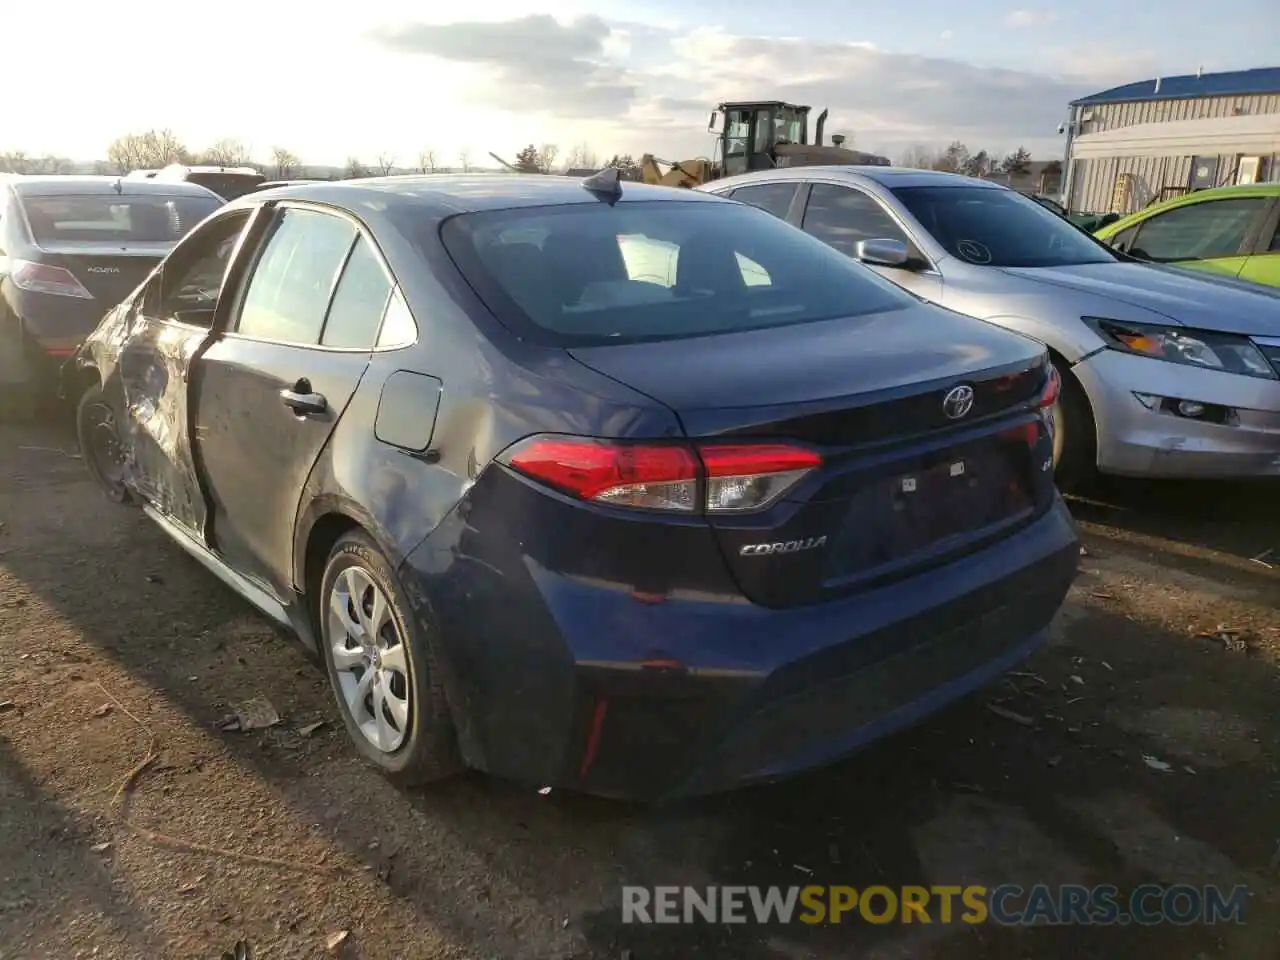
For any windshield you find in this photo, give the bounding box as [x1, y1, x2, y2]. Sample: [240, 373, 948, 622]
[892, 185, 1117, 268]
[436, 199, 916, 346]
[20, 194, 222, 245]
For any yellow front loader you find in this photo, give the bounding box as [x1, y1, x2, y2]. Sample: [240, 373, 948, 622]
[640, 100, 890, 188]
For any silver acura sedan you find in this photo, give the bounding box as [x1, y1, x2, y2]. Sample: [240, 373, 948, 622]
[699, 167, 1280, 489]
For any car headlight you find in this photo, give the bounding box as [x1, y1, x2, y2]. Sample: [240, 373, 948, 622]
[1083, 317, 1277, 380]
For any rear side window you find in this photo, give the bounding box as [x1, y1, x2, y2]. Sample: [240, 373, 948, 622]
[236, 208, 356, 345]
[728, 183, 797, 219]
[18, 194, 221, 244]
[437, 199, 913, 345]
[321, 236, 393, 349]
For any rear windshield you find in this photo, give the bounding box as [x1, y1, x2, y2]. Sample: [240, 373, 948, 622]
[182, 173, 265, 200]
[20, 194, 221, 244]
[436, 199, 915, 345]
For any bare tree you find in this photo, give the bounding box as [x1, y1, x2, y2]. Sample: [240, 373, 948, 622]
[201, 137, 251, 166]
[896, 145, 937, 169]
[417, 149, 437, 173]
[931, 141, 971, 174]
[537, 143, 560, 174]
[564, 142, 599, 171]
[35, 155, 72, 174]
[345, 157, 368, 179]
[458, 149, 471, 173]
[0, 151, 32, 173]
[271, 146, 300, 179]
[375, 153, 397, 175]
[106, 129, 190, 173]
[92, 160, 113, 175]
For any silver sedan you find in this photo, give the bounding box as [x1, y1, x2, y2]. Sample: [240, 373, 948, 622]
[699, 167, 1280, 488]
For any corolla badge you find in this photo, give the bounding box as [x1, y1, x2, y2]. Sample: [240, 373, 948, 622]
[740, 536, 828, 556]
[942, 384, 975, 419]
[86, 266, 121, 274]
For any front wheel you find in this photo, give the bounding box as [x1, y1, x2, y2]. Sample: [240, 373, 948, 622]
[76, 382, 132, 504]
[318, 530, 461, 786]
[1048, 363, 1096, 494]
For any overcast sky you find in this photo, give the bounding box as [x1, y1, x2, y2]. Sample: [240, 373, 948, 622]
[5, 0, 1276, 166]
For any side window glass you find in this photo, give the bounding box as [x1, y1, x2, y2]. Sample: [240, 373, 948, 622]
[236, 208, 356, 345]
[1108, 225, 1138, 252]
[1268, 223, 1280, 253]
[1129, 198, 1266, 262]
[729, 184, 797, 220]
[321, 236, 393, 349]
[376, 289, 417, 348]
[155, 210, 253, 328]
[801, 184, 910, 256]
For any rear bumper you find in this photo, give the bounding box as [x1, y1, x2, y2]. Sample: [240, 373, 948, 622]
[402, 496, 1080, 800]
[1074, 349, 1280, 479]
[1, 287, 100, 390]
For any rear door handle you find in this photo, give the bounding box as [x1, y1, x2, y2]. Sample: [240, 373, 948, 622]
[280, 379, 327, 416]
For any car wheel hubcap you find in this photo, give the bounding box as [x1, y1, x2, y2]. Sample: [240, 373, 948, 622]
[85, 402, 126, 485]
[326, 566, 410, 753]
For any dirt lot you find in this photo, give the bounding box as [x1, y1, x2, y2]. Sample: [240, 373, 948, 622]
[1, 418, 1277, 960]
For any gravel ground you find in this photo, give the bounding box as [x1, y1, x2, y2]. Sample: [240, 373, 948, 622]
[0, 419, 1277, 960]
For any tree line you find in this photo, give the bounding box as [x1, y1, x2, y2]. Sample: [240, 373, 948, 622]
[2, 129, 1058, 184]
[896, 142, 1061, 181]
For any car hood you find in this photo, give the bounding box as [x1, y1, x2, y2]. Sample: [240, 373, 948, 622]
[996, 262, 1280, 336]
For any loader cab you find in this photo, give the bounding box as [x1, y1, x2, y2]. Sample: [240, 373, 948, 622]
[710, 101, 811, 176]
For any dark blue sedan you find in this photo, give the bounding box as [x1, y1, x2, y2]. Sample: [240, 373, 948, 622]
[64, 172, 1079, 799]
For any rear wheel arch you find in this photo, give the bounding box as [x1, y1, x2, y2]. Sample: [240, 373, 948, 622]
[296, 498, 403, 599]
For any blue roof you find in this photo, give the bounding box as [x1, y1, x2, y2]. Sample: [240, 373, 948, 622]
[1071, 66, 1280, 106]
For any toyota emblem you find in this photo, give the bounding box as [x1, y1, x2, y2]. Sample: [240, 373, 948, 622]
[942, 384, 975, 419]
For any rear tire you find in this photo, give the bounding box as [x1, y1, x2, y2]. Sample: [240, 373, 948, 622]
[318, 530, 462, 786]
[1049, 363, 1096, 495]
[76, 382, 132, 504]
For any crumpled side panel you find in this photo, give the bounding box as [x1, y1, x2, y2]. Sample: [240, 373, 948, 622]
[93, 307, 209, 538]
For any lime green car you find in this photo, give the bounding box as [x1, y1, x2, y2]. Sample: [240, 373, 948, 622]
[1094, 184, 1280, 288]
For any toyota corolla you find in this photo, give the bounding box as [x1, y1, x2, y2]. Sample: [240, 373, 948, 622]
[64, 172, 1079, 799]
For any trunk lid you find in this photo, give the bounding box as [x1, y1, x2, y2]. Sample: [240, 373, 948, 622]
[569, 308, 1056, 607]
[34, 243, 166, 306]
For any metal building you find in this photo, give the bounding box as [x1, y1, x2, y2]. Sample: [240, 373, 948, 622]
[1062, 66, 1280, 214]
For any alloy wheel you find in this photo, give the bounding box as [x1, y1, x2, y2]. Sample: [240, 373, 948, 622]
[325, 566, 412, 753]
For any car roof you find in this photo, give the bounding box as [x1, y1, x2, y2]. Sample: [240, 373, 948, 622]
[231, 173, 729, 215]
[9, 175, 222, 200]
[707, 165, 1008, 191]
[1165, 182, 1280, 199]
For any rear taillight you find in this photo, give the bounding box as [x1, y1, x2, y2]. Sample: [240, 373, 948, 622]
[1038, 366, 1061, 409]
[501, 436, 822, 513]
[699, 444, 822, 512]
[11, 260, 94, 299]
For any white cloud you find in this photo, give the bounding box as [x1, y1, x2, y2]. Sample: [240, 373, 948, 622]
[1006, 10, 1059, 27]
[940, 29, 954, 41]
[369, 15, 1127, 159]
